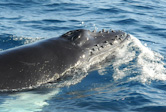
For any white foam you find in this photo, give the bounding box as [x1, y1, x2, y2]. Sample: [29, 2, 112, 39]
[131, 36, 166, 82]
[103, 35, 166, 83]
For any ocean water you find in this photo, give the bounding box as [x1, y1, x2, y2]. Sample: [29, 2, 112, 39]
[0, 0, 166, 112]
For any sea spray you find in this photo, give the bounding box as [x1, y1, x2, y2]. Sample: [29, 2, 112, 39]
[109, 35, 166, 83]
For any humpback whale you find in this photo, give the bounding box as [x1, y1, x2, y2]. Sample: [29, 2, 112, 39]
[0, 29, 130, 91]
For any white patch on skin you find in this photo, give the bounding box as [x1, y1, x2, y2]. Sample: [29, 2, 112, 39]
[82, 55, 85, 58]
[0, 89, 60, 112]
[20, 61, 36, 66]
[113, 40, 118, 44]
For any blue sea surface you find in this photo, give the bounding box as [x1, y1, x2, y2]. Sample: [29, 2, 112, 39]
[0, 0, 166, 112]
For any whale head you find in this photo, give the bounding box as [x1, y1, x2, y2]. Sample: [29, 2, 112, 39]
[61, 29, 130, 65]
[62, 29, 129, 47]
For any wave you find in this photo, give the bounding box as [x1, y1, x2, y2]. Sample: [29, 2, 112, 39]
[0, 34, 44, 50]
[98, 35, 166, 84]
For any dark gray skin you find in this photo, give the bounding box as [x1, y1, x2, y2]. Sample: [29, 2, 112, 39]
[0, 29, 130, 91]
